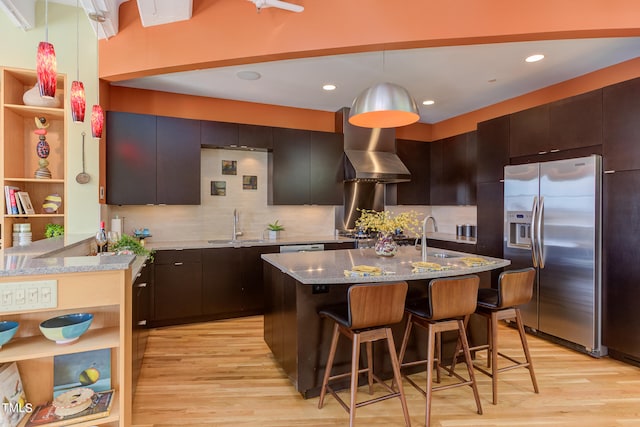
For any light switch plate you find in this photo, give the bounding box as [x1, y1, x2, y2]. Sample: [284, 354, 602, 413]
[0, 280, 57, 312]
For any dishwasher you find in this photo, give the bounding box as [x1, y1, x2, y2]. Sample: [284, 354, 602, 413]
[279, 244, 325, 253]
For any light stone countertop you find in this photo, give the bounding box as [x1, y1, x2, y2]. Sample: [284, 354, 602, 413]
[0, 235, 136, 278]
[145, 234, 356, 251]
[261, 245, 509, 285]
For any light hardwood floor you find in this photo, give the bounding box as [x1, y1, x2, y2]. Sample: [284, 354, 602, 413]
[132, 316, 640, 426]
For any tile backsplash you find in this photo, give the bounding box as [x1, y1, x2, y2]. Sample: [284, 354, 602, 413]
[108, 149, 478, 242]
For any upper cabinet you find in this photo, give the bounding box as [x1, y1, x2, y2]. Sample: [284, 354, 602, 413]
[106, 112, 201, 205]
[603, 77, 640, 172]
[477, 115, 510, 183]
[395, 139, 430, 205]
[201, 121, 273, 150]
[430, 131, 476, 205]
[239, 124, 273, 150]
[1, 67, 66, 248]
[269, 128, 343, 205]
[510, 89, 603, 159]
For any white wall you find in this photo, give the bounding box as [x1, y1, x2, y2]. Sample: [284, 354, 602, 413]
[0, 1, 101, 235]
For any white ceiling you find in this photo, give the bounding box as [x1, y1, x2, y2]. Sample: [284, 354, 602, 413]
[39, 2, 640, 124]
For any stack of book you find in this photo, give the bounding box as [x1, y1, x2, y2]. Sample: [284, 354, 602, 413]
[4, 186, 35, 215]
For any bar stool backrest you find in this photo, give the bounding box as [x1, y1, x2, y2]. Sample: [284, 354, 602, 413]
[429, 275, 480, 321]
[497, 268, 536, 308]
[348, 281, 408, 329]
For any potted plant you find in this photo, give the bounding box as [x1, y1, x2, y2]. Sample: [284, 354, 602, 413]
[45, 223, 64, 238]
[267, 220, 285, 240]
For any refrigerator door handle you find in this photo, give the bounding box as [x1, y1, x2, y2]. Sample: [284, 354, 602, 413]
[531, 196, 539, 268]
[537, 196, 545, 268]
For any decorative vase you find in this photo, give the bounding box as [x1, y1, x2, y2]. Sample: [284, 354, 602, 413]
[374, 232, 398, 257]
[268, 230, 279, 240]
[22, 83, 61, 108]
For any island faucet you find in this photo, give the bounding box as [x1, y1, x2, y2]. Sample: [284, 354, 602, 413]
[420, 215, 438, 262]
[232, 208, 243, 240]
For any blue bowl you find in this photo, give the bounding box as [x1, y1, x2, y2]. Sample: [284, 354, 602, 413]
[39, 313, 93, 344]
[0, 321, 19, 348]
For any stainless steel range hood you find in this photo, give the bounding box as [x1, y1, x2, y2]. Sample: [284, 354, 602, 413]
[336, 108, 411, 184]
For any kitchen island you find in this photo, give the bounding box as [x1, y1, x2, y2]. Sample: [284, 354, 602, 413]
[261, 246, 510, 398]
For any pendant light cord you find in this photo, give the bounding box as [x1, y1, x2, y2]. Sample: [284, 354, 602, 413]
[76, 0, 80, 81]
[44, 0, 49, 42]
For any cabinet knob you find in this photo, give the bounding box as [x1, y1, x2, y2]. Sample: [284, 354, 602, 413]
[538, 151, 548, 155]
[604, 170, 616, 174]
[137, 320, 147, 326]
[136, 273, 142, 279]
[136, 282, 147, 288]
[174, 262, 184, 266]
[549, 149, 560, 153]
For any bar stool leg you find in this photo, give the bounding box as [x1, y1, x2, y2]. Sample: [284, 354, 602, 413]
[425, 324, 436, 427]
[515, 309, 539, 394]
[318, 323, 340, 409]
[350, 333, 362, 427]
[366, 341, 374, 394]
[385, 328, 412, 427]
[490, 311, 499, 404]
[458, 319, 483, 415]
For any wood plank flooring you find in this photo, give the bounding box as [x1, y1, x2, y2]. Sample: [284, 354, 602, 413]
[132, 316, 640, 426]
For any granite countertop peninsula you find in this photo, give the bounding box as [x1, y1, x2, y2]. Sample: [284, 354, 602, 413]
[0, 235, 137, 278]
[261, 245, 508, 285]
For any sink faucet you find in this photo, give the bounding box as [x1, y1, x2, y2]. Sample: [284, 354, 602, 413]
[232, 208, 243, 240]
[419, 215, 438, 262]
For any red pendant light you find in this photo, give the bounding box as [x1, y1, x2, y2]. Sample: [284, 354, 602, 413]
[70, 0, 85, 123]
[71, 81, 86, 122]
[91, 104, 104, 138]
[36, 0, 56, 99]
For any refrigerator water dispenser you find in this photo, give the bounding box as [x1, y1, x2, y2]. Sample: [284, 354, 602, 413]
[507, 211, 532, 248]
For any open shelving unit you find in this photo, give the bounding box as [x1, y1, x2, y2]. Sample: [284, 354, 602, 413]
[1, 67, 67, 249]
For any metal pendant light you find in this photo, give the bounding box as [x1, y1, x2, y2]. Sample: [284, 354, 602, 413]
[90, 13, 104, 138]
[36, 0, 57, 98]
[70, 0, 86, 122]
[348, 82, 419, 128]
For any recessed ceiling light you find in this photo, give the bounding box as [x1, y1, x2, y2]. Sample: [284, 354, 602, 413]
[322, 84, 336, 91]
[236, 71, 261, 80]
[525, 54, 545, 63]
[422, 100, 435, 106]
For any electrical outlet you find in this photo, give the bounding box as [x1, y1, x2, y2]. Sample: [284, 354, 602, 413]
[0, 280, 57, 312]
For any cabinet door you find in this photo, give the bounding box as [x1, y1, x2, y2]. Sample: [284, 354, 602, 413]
[603, 77, 640, 171]
[549, 89, 603, 152]
[153, 250, 203, 321]
[310, 131, 343, 205]
[156, 116, 201, 205]
[241, 246, 279, 313]
[476, 181, 504, 258]
[201, 120, 239, 147]
[477, 115, 509, 184]
[429, 140, 445, 205]
[510, 104, 549, 157]
[396, 139, 430, 205]
[602, 170, 640, 357]
[270, 128, 311, 205]
[239, 124, 273, 149]
[202, 247, 243, 316]
[106, 112, 157, 205]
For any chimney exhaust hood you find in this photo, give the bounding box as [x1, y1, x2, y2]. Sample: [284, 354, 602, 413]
[336, 108, 410, 183]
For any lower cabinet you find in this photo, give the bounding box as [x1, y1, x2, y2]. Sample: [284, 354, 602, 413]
[132, 260, 152, 393]
[152, 249, 203, 325]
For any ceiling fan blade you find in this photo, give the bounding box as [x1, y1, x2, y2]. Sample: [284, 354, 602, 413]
[265, 0, 304, 12]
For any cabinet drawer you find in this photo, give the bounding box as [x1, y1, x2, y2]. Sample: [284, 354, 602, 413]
[154, 249, 202, 265]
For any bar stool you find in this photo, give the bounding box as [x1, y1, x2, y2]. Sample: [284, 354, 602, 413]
[318, 281, 411, 427]
[451, 267, 539, 405]
[397, 275, 482, 427]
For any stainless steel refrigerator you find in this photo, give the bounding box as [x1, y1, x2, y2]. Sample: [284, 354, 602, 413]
[504, 155, 605, 357]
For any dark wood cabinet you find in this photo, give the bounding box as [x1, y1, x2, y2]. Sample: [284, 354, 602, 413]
[310, 131, 344, 205]
[395, 139, 430, 205]
[152, 249, 203, 324]
[509, 104, 549, 158]
[239, 124, 273, 149]
[549, 89, 602, 152]
[477, 115, 510, 184]
[603, 77, 640, 172]
[603, 169, 640, 359]
[476, 181, 504, 259]
[156, 116, 201, 204]
[430, 131, 476, 205]
[132, 260, 152, 393]
[270, 128, 343, 205]
[106, 111, 157, 205]
[106, 112, 201, 205]
[200, 120, 238, 148]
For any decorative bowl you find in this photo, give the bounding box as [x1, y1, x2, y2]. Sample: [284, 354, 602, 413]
[39, 313, 93, 344]
[0, 321, 19, 348]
